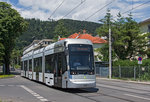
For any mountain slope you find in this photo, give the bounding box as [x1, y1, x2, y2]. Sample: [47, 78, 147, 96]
[16, 18, 102, 49]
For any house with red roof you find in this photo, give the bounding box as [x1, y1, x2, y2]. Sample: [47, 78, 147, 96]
[59, 31, 107, 61]
[60, 32, 107, 49]
[139, 18, 150, 34]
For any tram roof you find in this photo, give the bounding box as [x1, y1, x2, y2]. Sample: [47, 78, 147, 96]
[60, 39, 93, 45]
[22, 39, 93, 60]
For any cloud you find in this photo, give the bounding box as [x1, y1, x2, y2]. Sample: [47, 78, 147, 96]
[0, 0, 8, 2]
[1, 0, 149, 22]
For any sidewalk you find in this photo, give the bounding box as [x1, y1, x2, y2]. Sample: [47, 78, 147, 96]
[96, 77, 150, 85]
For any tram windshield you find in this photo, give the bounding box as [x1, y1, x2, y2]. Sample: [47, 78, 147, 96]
[68, 44, 94, 74]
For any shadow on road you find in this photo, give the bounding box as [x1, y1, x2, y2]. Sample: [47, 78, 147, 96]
[52, 87, 99, 93]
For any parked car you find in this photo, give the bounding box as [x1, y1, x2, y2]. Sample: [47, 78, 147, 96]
[10, 67, 15, 71]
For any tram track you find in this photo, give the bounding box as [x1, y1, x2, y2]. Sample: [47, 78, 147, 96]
[63, 88, 135, 102]
[96, 83, 150, 97]
[96, 81, 150, 93]
[80, 88, 135, 102]
[69, 80, 150, 102]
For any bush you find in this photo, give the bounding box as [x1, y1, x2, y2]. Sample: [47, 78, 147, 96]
[15, 64, 21, 69]
[113, 59, 150, 67]
[140, 73, 150, 81]
[113, 60, 138, 66]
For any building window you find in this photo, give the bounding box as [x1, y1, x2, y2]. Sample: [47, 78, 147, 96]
[148, 24, 150, 32]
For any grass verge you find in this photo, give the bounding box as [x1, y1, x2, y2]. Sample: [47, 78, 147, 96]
[0, 74, 15, 79]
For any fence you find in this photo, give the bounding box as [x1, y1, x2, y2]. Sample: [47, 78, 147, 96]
[95, 61, 109, 77]
[95, 65, 150, 80]
[96, 67, 109, 77]
[112, 66, 150, 80]
[0, 66, 2, 73]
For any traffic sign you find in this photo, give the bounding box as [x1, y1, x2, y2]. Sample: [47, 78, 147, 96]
[138, 57, 142, 61]
[138, 61, 142, 64]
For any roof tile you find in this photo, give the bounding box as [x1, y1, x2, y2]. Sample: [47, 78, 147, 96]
[60, 33, 107, 44]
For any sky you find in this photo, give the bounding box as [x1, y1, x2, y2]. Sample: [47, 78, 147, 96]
[0, 0, 150, 23]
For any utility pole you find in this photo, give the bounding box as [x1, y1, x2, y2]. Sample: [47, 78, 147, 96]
[109, 27, 112, 79]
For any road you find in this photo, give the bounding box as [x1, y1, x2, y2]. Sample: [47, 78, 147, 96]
[0, 75, 150, 102]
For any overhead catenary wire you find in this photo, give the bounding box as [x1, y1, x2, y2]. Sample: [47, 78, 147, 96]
[122, 0, 150, 15]
[61, 0, 86, 19]
[84, 0, 150, 21]
[84, 0, 116, 21]
[48, 0, 66, 20]
[113, 0, 150, 19]
[131, 0, 133, 14]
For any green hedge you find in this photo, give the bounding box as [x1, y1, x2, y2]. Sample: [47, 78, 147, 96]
[113, 59, 150, 67]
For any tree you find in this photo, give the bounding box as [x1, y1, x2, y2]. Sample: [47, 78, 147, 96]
[0, 2, 28, 74]
[11, 48, 22, 68]
[0, 42, 4, 64]
[145, 32, 150, 58]
[96, 10, 147, 60]
[96, 9, 116, 61]
[54, 20, 70, 41]
[96, 9, 113, 38]
[115, 13, 147, 59]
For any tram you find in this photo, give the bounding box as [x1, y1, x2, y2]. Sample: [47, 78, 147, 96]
[21, 39, 96, 88]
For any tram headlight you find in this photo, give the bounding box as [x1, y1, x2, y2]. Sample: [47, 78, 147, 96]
[90, 71, 94, 75]
[71, 71, 77, 75]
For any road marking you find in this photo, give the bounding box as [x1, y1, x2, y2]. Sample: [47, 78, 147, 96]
[40, 99, 48, 102]
[37, 96, 44, 99]
[124, 94, 150, 101]
[20, 85, 49, 102]
[31, 92, 38, 95]
[33, 94, 40, 97]
[0, 85, 5, 86]
[8, 85, 15, 86]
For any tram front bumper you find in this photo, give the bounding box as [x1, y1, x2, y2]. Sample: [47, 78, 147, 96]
[67, 79, 96, 88]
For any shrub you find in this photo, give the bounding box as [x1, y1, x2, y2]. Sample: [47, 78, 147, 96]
[140, 73, 150, 81]
[113, 59, 150, 67]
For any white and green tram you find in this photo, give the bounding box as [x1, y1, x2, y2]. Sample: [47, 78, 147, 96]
[21, 39, 96, 88]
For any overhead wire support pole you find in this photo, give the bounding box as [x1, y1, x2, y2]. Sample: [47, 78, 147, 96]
[61, 0, 86, 19]
[48, 0, 66, 20]
[109, 24, 112, 79]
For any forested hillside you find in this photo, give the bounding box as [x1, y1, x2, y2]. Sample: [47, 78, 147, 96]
[16, 19, 101, 49]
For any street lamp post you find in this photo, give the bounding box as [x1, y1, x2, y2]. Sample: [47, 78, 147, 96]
[109, 27, 112, 79]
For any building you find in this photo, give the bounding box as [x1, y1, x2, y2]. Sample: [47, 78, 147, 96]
[138, 18, 150, 59]
[60, 31, 107, 61]
[23, 39, 54, 55]
[139, 18, 150, 34]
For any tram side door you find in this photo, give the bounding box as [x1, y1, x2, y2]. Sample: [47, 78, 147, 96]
[54, 53, 62, 87]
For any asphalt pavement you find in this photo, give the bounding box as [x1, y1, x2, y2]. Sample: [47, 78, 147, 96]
[0, 73, 150, 102]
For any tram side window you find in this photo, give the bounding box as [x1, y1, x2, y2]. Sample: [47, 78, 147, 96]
[34, 57, 42, 72]
[62, 53, 67, 74]
[39, 57, 42, 72]
[24, 61, 27, 71]
[21, 62, 23, 70]
[57, 53, 62, 76]
[34, 58, 38, 72]
[29, 59, 32, 71]
[57, 53, 67, 75]
[45, 54, 54, 73]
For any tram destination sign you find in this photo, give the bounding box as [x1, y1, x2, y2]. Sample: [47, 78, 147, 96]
[70, 46, 91, 52]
